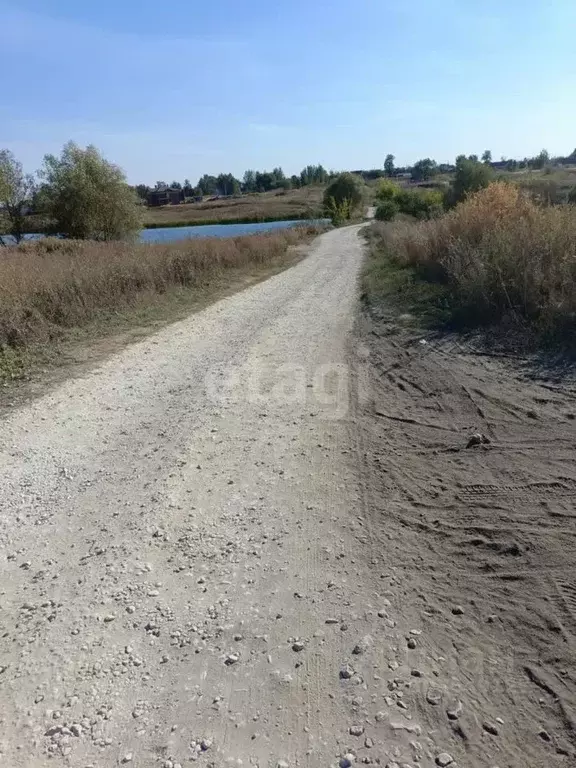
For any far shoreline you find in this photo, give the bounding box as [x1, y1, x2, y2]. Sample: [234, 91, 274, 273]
[143, 212, 321, 229]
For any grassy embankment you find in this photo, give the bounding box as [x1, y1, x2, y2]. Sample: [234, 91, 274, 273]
[0, 226, 321, 385]
[364, 182, 576, 344]
[142, 186, 326, 228]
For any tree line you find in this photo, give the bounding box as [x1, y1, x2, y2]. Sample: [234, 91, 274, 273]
[134, 164, 331, 202]
[358, 148, 576, 183]
[374, 150, 576, 223]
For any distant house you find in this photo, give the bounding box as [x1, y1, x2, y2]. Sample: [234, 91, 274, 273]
[147, 188, 184, 207]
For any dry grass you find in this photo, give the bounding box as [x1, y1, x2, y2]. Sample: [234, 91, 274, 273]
[367, 182, 576, 335]
[143, 186, 325, 227]
[0, 227, 318, 357]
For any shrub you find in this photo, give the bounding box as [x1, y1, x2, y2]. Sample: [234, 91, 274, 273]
[375, 200, 399, 221]
[568, 185, 576, 204]
[324, 197, 353, 225]
[323, 173, 363, 222]
[446, 156, 494, 207]
[376, 180, 401, 202]
[396, 188, 444, 220]
[376, 181, 442, 220]
[369, 182, 576, 334]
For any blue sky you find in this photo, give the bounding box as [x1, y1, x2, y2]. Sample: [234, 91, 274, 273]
[1, 0, 575, 184]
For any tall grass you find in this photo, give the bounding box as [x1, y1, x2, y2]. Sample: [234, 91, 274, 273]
[369, 182, 576, 334]
[0, 227, 317, 351]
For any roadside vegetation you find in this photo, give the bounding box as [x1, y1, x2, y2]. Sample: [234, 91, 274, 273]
[323, 173, 365, 224]
[0, 226, 320, 383]
[365, 181, 576, 342]
[374, 180, 444, 222]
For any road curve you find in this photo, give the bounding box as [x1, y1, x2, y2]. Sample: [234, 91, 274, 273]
[0, 226, 383, 767]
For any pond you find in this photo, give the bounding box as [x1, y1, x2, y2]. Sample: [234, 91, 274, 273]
[139, 219, 324, 243]
[1, 219, 327, 246]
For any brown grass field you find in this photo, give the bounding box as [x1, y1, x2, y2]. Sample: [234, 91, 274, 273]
[0, 226, 321, 382]
[365, 182, 576, 337]
[142, 186, 325, 227]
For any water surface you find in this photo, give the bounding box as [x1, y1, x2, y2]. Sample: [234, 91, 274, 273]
[1, 219, 325, 246]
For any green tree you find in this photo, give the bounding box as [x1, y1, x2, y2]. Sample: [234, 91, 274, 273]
[290, 174, 301, 189]
[481, 149, 492, 164]
[384, 154, 395, 177]
[255, 171, 274, 192]
[447, 156, 494, 206]
[243, 170, 257, 193]
[300, 164, 328, 186]
[216, 173, 240, 196]
[271, 167, 286, 187]
[37, 142, 141, 241]
[134, 184, 149, 201]
[183, 179, 194, 197]
[0, 149, 36, 244]
[198, 175, 218, 195]
[531, 149, 550, 170]
[323, 173, 362, 222]
[411, 158, 438, 182]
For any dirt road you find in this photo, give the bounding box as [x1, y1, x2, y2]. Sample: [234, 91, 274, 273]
[0, 226, 381, 768]
[1, 225, 575, 768]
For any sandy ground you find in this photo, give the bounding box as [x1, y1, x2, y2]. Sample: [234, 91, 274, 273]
[1, 226, 575, 768]
[356, 312, 576, 767]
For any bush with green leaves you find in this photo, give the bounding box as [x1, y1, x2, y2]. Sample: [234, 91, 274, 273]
[323, 173, 363, 223]
[376, 179, 401, 202]
[397, 188, 444, 220]
[324, 197, 354, 225]
[375, 199, 399, 221]
[446, 156, 494, 207]
[37, 142, 142, 240]
[376, 180, 442, 221]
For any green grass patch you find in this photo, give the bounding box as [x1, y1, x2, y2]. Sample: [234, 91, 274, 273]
[362, 232, 451, 328]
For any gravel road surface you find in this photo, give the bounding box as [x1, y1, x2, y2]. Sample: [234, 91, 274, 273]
[5, 224, 569, 768]
[0, 227, 390, 768]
